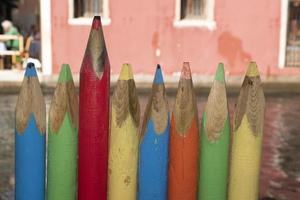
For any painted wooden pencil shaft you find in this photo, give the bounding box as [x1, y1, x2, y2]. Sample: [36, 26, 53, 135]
[138, 65, 170, 200]
[228, 62, 265, 200]
[78, 16, 110, 200]
[108, 64, 140, 200]
[199, 64, 230, 200]
[168, 62, 199, 200]
[15, 63, 46, 200]
[47, 64, 78, 200]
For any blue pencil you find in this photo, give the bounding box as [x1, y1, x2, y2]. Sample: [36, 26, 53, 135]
[15, 63, 46, 200]
[138, 65, 170, 200]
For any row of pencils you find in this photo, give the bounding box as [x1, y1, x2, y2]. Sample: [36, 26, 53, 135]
[15, 16, 265, 200]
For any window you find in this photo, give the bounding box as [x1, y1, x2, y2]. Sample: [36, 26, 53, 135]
[174, 0, 215, 29]
[180, 0, 205, 19]
[69, 0, 110, 25]
[74, 0, 103, 18]
[286, 0, 300, 66]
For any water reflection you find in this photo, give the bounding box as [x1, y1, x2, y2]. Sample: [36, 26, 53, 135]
[0, 93, 299, 199]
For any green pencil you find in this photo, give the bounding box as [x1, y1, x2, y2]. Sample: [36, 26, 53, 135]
[47, 64, 79, 200]
[198, 63, 230, 200]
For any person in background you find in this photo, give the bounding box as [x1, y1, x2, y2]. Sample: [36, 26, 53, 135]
[1, 20, 19, 50]
[27, 24, 41, 59]
[22, 24, 42, 70]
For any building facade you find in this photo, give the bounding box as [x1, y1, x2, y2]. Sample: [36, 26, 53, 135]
[43, 0, 300, 76]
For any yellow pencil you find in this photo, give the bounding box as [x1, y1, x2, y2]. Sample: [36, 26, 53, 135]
[228, 62, 265, 200]
[108, 63, 140, 200]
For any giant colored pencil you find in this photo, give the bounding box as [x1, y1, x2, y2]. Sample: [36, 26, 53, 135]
[15, 63, 46, 200]
[198, 63, 230, 200]
[108, 64, 140, 200]
[228, 62, 265, 200]
[47, 64, 78, 200]
[78, 16, 110, 199]
[168, 62, 199, 200]
[138, 65, 170, 200]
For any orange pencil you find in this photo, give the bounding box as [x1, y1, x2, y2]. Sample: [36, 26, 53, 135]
[168, 62, 199, 200]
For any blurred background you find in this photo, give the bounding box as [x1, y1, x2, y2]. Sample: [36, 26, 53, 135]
[0, 0, 300, 199]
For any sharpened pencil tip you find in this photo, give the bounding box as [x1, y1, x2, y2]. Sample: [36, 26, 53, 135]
[25, 62, 37, 77]
[58, 64, 73, 83]
[119, 63, 134, 80]
[246, 61, 260, 77]
[180, 62, 192, 80]
[92, 16, 101, 30]
[83, 15, 108, 78]
[154, 64, 164, 84]
[215, 63, 225, 83]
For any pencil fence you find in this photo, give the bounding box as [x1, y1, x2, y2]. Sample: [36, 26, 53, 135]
[15, 16, 265, 200]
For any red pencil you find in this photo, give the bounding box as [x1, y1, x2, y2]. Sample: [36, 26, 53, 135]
[78, 16, 110, 200]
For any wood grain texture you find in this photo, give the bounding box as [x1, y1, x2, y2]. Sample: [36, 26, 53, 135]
[108, 64, 140, 200]
[49, 65, 78, 134]
[168, 62, 199, 200]
[47, 64, 78, 200]
[140, 84, 169, 136]
[228, 62, 265, 200]
[78, 16, 110, 200]
[112, 80, 140, 128]
[15, 63, 46, 200]
[138, 66, 170, 200]
[84, 16, 107, 78]
[199, 64, 230, 200]
[204, 74, 228, 141]
[234, 76, 265, 136]
[15, 69, 45, 134]
[173, 78, 195, 136]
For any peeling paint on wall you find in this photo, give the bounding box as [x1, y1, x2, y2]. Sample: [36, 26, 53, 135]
[218, 31, 252, 72]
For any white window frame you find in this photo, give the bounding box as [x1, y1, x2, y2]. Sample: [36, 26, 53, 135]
[68, 0, 111, 26]
[0, 0, 53, 75]
[40, 0, 52, 75]
[279, 0, 289, 68]
[173, 0, 216, 30]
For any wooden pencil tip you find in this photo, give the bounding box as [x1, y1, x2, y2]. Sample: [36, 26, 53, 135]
[92, 16, 101, 30]
[246, 61, 260, 77]
[25, 62, 37, 77]
[180, 62, 192, 80]
[215, 63, 225, 83]
[82, 15, 108, 77]
[154, 64, 164, 84]
[58, 64, 73, 83]
[119, 63, 134, 80]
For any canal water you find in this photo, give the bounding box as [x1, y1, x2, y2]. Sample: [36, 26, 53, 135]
[0, 92, 299, 200]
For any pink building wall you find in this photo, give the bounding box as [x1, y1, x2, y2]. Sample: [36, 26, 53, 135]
[51, 0, 298, 76]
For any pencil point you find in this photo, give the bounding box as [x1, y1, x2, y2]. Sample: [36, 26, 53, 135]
[92, 16, 101, 30]
[119, 63, 134, 80]
[215, 63, 225, 83]
[154, 64, 164, 84]
[58, 64, 73, 83]
[246, 62, 260, 77]
[180, 62, 192, 80]
[82, 15, 108, 78]
[25, 62, 37, 77]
